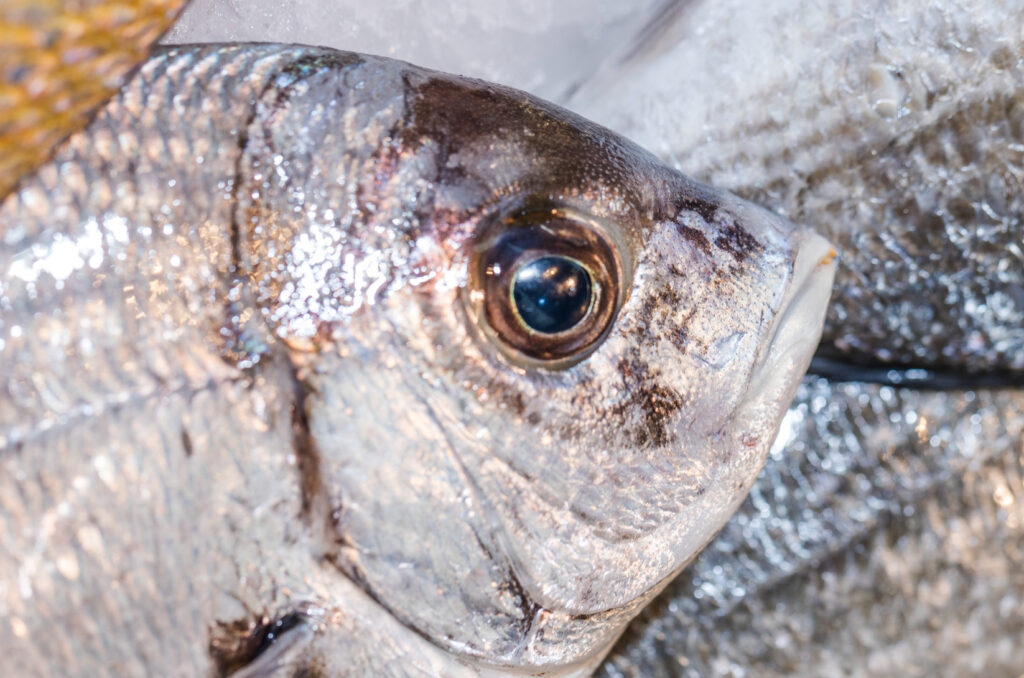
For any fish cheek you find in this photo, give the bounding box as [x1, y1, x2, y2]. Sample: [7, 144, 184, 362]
[624, 220, 760, 436]
[290, 341, 548, 661]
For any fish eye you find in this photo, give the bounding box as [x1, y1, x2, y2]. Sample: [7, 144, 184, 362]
[470, 208, 623, 366]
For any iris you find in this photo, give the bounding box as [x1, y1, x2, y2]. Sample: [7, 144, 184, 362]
[512, 256, 592, 334]
[475, 210, 621, 363]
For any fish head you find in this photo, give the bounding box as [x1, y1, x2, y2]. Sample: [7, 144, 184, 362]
[240, 55, 835, 669]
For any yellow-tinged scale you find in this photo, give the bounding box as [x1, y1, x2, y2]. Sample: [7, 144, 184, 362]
[0, 0, 189, 198]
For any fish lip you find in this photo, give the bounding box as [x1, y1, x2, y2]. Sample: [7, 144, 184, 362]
[744, 228, 837, 406]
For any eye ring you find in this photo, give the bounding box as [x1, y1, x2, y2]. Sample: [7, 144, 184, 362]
[469, 207, 623, 367]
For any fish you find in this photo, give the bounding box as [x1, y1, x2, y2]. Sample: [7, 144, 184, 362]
[0, 0, 189, 199]
[0, 44, 835, 676]
[566, 0, 1024, 674]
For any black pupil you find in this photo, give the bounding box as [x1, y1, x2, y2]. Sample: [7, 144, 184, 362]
[512, 256, 592, 334]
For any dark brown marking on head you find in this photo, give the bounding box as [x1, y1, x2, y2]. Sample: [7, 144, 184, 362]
[668, 263, 689, 278]
[613, 354, 685, 448]
[660, 285, 682, 313]
[401, 76, 523, 151]
[397, 70, 665, 220]
[292, 658, 327, 678]
[714, 220, 763, 263]
[665, 301, 701, 350]
[633, 381, 685, 447]
[501, 389, 527, 416]
[675, 196, 718, 223]
[630, 280, 685, 339]
[637, 294, 660, 330]
[677, 224, 712, 255]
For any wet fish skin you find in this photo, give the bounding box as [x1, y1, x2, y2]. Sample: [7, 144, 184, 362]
[0, 44, 833, 676]
[1, 45, 312, 677]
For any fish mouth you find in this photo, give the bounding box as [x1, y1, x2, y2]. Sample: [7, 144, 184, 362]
[743, 228, 837, 411]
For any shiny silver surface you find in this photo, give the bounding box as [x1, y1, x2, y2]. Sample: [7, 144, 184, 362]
[0, 44, 832, 676]
[603, 379, 1024, 676]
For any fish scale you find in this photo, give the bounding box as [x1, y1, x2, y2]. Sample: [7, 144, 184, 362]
[0, 45, 352, 676]
[0, 45, 285, 448]
[567, 4, 1024, 671]
[0, 369, 306, 676]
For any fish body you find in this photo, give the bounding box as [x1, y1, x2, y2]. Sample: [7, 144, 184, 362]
[0, 45, 833, 676]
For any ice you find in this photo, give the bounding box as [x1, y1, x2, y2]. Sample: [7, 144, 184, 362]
[164, 0, 670, 101]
